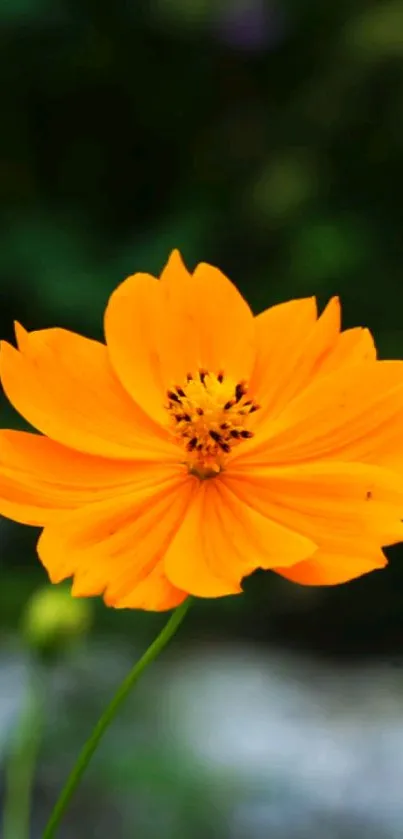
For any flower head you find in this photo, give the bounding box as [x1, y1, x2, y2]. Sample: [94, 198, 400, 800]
[1, 250, 403, 610]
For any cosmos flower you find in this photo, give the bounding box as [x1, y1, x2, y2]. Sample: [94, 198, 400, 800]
[1, 251, 403, 611]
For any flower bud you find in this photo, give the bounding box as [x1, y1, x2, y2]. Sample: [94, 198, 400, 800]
[22, 585, 93, 656]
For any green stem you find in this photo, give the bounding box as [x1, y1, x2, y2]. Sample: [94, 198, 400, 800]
[42, 596, 193, 839]
[3, 668, 44, 839]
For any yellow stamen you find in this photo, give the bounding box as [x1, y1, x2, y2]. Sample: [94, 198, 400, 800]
[166, 370, 260, 478]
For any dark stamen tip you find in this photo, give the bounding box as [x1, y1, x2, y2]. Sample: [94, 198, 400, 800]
[196, 407, 204, 416]
[187, 437, 198, 451]
[174, 413, 190, 423]
[240, 430, 254, 439]
[176, 386, 186, 398]
[224, 400, 235, 411]
[199, 369, 207, 384]
[209, 430, 222, 443]
[235, 382, 247, 403]
[217, 371, 224, 383]
[167, 390, 181, 403]
[220, 442, 231, 453]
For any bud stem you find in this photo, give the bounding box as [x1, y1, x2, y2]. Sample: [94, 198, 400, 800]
[41, 596, 193, 838]
[3, 667, 44, 839]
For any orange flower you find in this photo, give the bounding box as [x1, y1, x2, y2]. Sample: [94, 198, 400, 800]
[1, 250, 403, 611]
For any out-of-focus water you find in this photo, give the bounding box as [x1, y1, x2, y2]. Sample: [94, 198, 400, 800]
[1, 639, 403, 838]
[162, 647, 403, 838]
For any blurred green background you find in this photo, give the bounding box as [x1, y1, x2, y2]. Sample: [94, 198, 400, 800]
[2, 1, 403, 837]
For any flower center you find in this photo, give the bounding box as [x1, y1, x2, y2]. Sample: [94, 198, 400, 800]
[166, 370, 260, 479]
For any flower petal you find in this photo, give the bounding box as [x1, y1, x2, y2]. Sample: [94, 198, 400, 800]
[316, 327, 376, 375]
[163, 479, 317, 598]
[225, 461, 403, 557]
[0, 326, 175, 459]
[37, 473, 193, 612]
[0, 429, 177, 526]
[0, 473, 60, 526]
[104, 272, 168, 425]
[107, 566, 187, 611]
[105, 251, 256, 424]
[275, 548, 387, 586]
[241, 361, 403, 467]
[160, 251, 256, 386]
[250, 296, 317, 398]
[250, 296, 340, 422]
